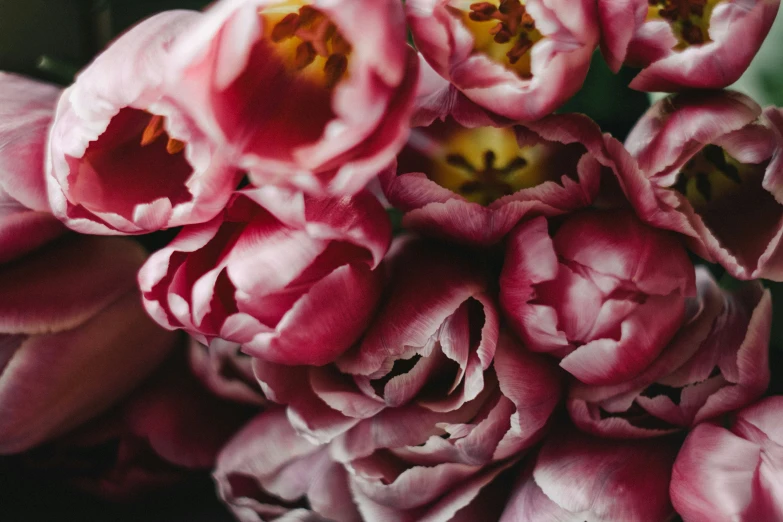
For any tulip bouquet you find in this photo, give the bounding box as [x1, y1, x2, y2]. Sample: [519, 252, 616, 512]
[3, 0, 783, 520]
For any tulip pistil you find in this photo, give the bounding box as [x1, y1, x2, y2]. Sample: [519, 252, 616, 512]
[140, 114, 185, 155]
[261, 2, 352, 89]
[455, 0, 543, 79]
[672, 144, 750, 208]
[647, 0, 722, 48]
[416, 127, 560, 206]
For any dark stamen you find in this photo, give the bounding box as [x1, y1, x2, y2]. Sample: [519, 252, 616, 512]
[500, 156, 528, 173]
[446, 154, 477, 173]
[294, 42, 316, 70]
[468, 0, 538, 65]
[695, 172, 712, 201]
[323, 54, 348, 89]
[271, 13, 299, 42]
[269, 5, 352, 87]
[484, 150, 497, 170]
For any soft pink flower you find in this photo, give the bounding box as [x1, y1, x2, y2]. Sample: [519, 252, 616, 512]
[253, 239, 562, 520]
[139, 186, 390, 366]
[47, 11, 240, 235]
[215, 409, 360, 522]
[501, 428, 679, 521]
[671, 396, 783, 521]
[598, 0, 780, 91]
[568, 267, 771, 438]
[384, 113, 617, 246]
[406, 0, 598, 123]
[20, 347, 253, 501]
[621, 91, 783, 281]
[0, 73, 66, 262]
[166, 0, 418, 196]
[0, 236, 178, 454]
[500, 210, 695, 386]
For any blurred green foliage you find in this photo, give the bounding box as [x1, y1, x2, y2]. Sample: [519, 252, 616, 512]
[559, 52, 650, 141]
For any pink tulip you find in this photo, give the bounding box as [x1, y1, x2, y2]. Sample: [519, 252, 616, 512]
[139, 186, 390, 366]
[0, 236, 178, 454]
[501, 428, 679, 521]
[406, 0, 598, 123]
[500, 210, 695, 386]
[165, 0, 418, 196]
[598, 0, 780, 91]
[19, 347, 253, 501]
[253, 239, 562, 520]
[622, 91, 783, 281]
[215, 409, 360, 522]
[0, 73, 66, 262]
[671, 396, 783, 521]
[384, 113, 618, 245]
[569, 267, 771, 438]
[46, 11, 240, 235]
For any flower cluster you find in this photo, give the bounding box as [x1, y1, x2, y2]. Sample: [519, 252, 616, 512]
[1, 0, 783, 520]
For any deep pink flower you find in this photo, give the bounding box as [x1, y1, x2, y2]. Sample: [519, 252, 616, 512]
[139, 186, 390, 366]
[384, 113, 617, 246]
[20, 348, 253, 501]
[47, 11, 240, 235]
[166, 0, 418, 196]
[598, 0, 780, 91]
[569, 267, 771, 438]
[0, 73, 66, 262]
[215, 409, 360, 522]
[500, 210, 695, 386]
[671, 396, 783, 521]
[253, 239, 562, 520]
[406, 0, 598, 123]
[622, 91, 783, 280]
[0, 236, 178, 454]
[501, 428, 679, 521]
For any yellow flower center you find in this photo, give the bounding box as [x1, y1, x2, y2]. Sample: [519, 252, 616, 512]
[423, 126, 561, 206]
[646, 0, 723, 49]
[452, 0, 543, 79]
[672, 145, 756, 210]
[259, 1, 352, 89]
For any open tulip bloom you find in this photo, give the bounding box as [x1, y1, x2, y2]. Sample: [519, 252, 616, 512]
[4, 0, 783, 519]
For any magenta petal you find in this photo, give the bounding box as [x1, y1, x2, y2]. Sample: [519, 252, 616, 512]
[553, 210, 695, 296]
[533, 429, 678, 521]
[625, 91, 761, 179]
[338, 239, 486, 375]
[492, 332, 562, 458]
[244, 263, 383, 366]
[670, 422, 762, 521]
